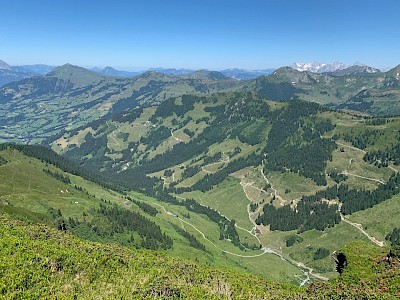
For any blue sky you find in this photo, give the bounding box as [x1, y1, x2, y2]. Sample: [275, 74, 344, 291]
[1, 0, 399, 70]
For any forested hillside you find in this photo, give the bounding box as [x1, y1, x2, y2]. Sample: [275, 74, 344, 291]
[248, 65, 400, 116]
[0, 145, 306, 282]
[0, 64, 241, 144]
[45, 90, 400, 280]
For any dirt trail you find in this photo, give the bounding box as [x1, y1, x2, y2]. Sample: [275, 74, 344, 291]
[340, 213, 385, 247]
[201, 152, 230, 174]
[336, 140, 398, 184]
[336, 142, 366, 154]
[239, 172, 328, 283]
[341, 170, 385, 184]
[335, 141, 391, 247]
[260, 163, 286, 205]
[151, 201, 271, 258]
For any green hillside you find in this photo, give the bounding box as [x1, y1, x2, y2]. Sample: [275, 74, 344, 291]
[1, 63, 399, 146]
[248, 66, 400, 116]
[46, 91, 400, 279]
[2, 214, 400, 299]
[47, 64, 106, 87]
[0, 145, 307, 283]
[0, 65, 241, 144]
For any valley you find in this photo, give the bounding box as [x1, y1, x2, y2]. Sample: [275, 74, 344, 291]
[1, 61, 400, 298]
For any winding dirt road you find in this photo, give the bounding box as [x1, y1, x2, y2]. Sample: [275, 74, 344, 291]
[340, 213, 385, 247]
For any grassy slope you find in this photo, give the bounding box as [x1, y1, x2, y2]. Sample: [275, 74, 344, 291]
[346, 194, 400, 241]
[2, 215, 400, 299]
[0, 215, 305, 299]
[0, 148, 303, 283]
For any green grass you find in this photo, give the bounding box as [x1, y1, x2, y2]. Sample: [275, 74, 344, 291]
[259, 221, 372, 276]
[267, 171, 324, 204]
[180, 177, 254, 230]
[327, 142, 392, 189]
[0, 149, 97, 218]
[0, 148, 306, 282]
[346, 193, 400, 242]
[128, 191, 304, 281]
[0, 214, 307, 299]
[2, 215, 400, 298]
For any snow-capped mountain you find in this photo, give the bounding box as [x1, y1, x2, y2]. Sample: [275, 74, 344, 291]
[291, 61, 347, 73]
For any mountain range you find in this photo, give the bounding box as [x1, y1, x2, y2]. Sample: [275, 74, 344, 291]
[291, 61, 382, 75]
[0, 57, 390, 88]
[0, 59, 275, 86]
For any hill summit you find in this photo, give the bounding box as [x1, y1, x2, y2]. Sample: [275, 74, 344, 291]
[182, 69, 231, 81]
[47, 63, 105, 87]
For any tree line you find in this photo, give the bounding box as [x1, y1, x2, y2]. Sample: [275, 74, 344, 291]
[263, 100, 335, 185]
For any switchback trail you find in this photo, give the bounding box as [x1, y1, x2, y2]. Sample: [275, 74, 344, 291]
[336, 141, 398, 177]
[260, 163, 286, 206]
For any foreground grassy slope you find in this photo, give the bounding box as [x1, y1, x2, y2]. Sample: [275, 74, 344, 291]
[2, 215, 400, 299]
[0, 215, 304, 299]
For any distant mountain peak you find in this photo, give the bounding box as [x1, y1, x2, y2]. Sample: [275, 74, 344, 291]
[291, 61, 347, 73]
[0, 59, 11, 70]
[331, 65, 381, 76]
[102, 66, 118, 75]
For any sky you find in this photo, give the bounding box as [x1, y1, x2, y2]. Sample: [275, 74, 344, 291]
[1, 0, 399, 70]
